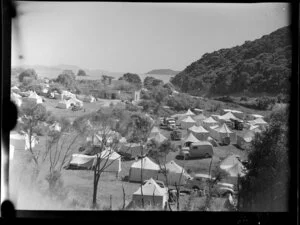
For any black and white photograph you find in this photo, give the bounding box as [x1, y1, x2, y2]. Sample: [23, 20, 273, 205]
[3, 2, 293, 213]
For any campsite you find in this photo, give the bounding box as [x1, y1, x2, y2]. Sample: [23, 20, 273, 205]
[7, 2, 290, 213]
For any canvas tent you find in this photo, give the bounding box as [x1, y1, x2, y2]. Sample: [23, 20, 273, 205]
[98, 149, 121, 174]
[236, 131, 255, 150]
[220, 154, 246, 178]
[185, 109, 195, 116]
[68, 154, 96, 169]
[11, 92, 22, 107]
[132, 178, 168, 209]
[61, 90, 76, 100]
[193, 113, 207, 126]
[248, 117, 268, 130]
[188, 125, 209, 141]
[149, 126, 161, 139]
[202, 117, 218, 129]
[57, 100, 71, 109]
[129, 157, 160, 182]
[218, 112, 239, 122]
[68, 98, 83, 107]
[49, 122, 61, 132]
[148, 132, 167, 144]
[180, 116, 196, 129]
[249, 124, 262, 133]
[182, 132, 200, 147]
[24, 91, 43, 104]
[210, 123, 236, 143]
[157, 160, 192, 186]
[10, 132, 38, 151]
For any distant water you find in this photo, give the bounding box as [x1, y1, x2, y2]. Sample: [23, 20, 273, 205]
[78, 72, 175, 84]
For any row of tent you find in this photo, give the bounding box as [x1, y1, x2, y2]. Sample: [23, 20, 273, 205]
[11, 91, 44, 107]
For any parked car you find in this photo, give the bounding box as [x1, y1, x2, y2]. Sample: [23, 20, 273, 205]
[179, 141, 214, 159]
[170, 130, 182, 140]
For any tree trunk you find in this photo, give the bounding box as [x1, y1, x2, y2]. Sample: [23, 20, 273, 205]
[92, 158, 100, 209]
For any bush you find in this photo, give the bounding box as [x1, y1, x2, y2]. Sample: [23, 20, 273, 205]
[19, 69, 38, 82]
[240, 96, 249, 101]
[255, 96, 276, 110]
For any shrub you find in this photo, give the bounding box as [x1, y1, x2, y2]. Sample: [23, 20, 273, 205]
[240, 96, 249, 101]
[19, 69, 38, 82]
[255, 96, 276, 110]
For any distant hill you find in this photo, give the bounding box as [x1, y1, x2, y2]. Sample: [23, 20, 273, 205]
[11, 64, 109, 79]
[171, 25, 292, 97]
[146, 69, 181, 75]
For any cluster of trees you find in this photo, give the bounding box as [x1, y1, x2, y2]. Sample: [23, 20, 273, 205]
[118, 73, 142, 89]
[171, 26, 291, 96]
[143, 76, 163, 90]
[239, 106, 289, 211]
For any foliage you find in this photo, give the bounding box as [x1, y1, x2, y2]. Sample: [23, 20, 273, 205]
[255, 96, 276, 110]
[239, 107, 289, 211]
[55, 70, 77, 91]
[77, 69, 87, 76]
[126, 113, 153, 143]
[18, 69, 38, 82]
[171, 26, 291, 96]
[143, 76, 164, 90]
[119, 73, 142, 88]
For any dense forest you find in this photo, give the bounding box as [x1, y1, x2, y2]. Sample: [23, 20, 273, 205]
[171, 26, 292, 97]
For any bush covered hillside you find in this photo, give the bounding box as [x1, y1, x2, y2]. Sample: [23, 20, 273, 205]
[171, 26, 292, 96]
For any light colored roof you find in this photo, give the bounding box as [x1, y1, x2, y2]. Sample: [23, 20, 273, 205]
[220, 154, 242, 170]
[191, 141, 213, 147]
[99, 149, 121, 160]
[182, 132, 200, 143]
[203, 117, 217, 123]
[218, 112, 238, 121]
[131, 157, 160, 170]
[251, 114, 264, 118]
[181, 116, 196, 123]
[188, 125, 209, 133]
[238, 131, 255, 142]
[149, 132, 167, 143]
[252, 117, 268, 125]
[226, 162, 246, 177]
[11, 86, 20, 90]
[165, 160, 188, 175]
[215, 123, 233, 134]
[193, 114, 207, 121]
[249, 124, 262, 133]
[150, 126, 160, 134]
[210, 125, 219, 130]
[185, 109, 195, 116]
[133, 178, 165, 196]
[224, 109, 243, 114]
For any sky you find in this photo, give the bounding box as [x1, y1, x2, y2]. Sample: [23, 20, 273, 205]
[11, 2, 290, 73]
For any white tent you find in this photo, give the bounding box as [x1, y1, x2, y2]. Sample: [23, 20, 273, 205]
[210, 123, 236, 143]
[248, 117, 268, 130]
[157, 160, 192, 186]
[149, 126, 160, 139]
[68, 154, 96, 169]
[57, 100, 71, 109]
[148, 132, 167, 144]
[193, 113, 207, 126]
[218, 112, 239, 121]
[180, 116, 196, 129]
[24, 91, 43, 104]
[185, 109, 195, 116]
[220, 154, 245, 177]
[203, 117, 218, 129]
[132, 178, 168, 209]
[249, 124, 262, 133]
[49, 122, 61, 132]
[236, 131, 255, 150]
[251, 114, 264, 119]
[119, 143, 145, 158]
[188, 125, 209, 141]
[68, 98, 83, 107]
[10, 132, 38, 151]
[182, 132, 200, 146]
[98, 149, 121, 174]
[61, 90, 76, 100]
[11, 92, 22, 107]
[129, 157, 160, 182]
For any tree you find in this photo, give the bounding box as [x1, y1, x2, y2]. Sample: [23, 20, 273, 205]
[18, 69, 38, 82]
[77, 69, 87, 76]
[73, 112, 125, 209]
[55, 70, 77, 91]
[18, 102, 51, 178]
[143, 76, 164, 90]
[239, 107, 289, 211]
[119, 73, 142, 88]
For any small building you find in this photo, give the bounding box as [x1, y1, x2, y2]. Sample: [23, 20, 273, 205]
[101, 75, 115, 85]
